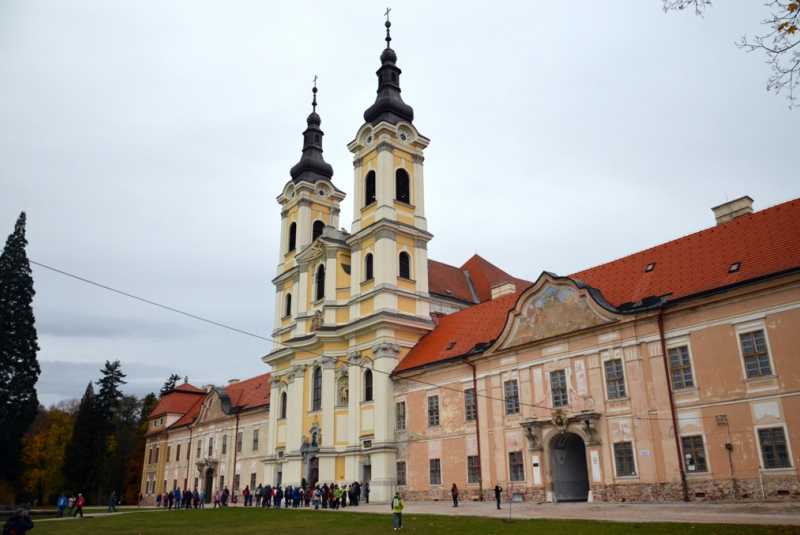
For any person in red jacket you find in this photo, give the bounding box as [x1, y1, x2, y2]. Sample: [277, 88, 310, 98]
[74, 494, 86, 518]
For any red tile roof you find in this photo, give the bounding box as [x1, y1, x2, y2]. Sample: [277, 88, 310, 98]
[148, 389, 205, 419]
[394, 292, 522, 373]
[461, 254, 530, 303]
[396, 199, 800, 374]
[428, 255, 529, 304]
[168, 395, 205, 428]
[570, 199, 800, 306]
[221, 373, 272, 412]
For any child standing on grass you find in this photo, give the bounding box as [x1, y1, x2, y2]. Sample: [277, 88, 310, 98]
[391, 492, 404, 530]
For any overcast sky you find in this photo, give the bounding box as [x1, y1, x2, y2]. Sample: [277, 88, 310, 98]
[1, 1, 797, 407]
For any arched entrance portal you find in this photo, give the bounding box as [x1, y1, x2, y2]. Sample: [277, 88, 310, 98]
[204, 469, 214, 503]
[549, 432, 590, 502]
[308, 457, 319, 487]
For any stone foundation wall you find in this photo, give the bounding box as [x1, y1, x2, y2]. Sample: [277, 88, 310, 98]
[401, 476, 800, 503]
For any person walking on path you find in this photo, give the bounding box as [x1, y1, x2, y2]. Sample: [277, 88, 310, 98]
[365, 482, 370, 504]
[391, 492, 404, 531]
[274, 486, 283, 509]
[138, 492, 143, 507]
[67, 495, 76, 517]
[168, 490, 174, 510]
[108, 491, 118, 513]
[57, 494, 67, 517]
[451, 484, 459, 507]
[174, 488, 182, 510]
[255, 483, 263, 507]
[74, 494, 85, 518]
[200, 490, 206, 508]
[494, 485, 503, 510]
[156, 492, 162, 508]
[3, 508, 33, 534]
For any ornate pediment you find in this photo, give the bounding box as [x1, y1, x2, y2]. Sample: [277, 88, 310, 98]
[500, 277, 617, 350]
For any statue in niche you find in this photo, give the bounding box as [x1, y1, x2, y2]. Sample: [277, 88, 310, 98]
[340, 381, 349, 404]
[311, 310, 324, 331]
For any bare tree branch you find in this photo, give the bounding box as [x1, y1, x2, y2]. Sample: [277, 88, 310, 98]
[662, 0, 713, 17]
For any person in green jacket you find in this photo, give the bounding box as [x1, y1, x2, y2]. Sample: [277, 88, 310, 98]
[391, 492, 404, 530]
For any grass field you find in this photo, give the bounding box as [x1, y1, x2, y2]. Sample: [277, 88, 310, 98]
[24, 507, 800, 535]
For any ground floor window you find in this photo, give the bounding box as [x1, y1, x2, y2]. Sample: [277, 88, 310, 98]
[429, 458, 441, 485]
[233, 474, 240, 492]
[614, 442, 636, 476]
[219, 475, 224, 490]
[250, 473, 256, 489]
[509, 452, 525, 481]
[759, 427, 791, 469]
[397, 461, 407, 486]
[173, 479, 177, 491]
[681, 436, 708, 472]
[194, 477, 198, 490]
[467, 456, 480, 483]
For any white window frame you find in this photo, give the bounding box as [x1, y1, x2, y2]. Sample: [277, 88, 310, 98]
[612, 438, 639, 479]
[753, 423, 794, 471]
[734, 320, 777, 382]
[665, 336, 698, 392]
[601, 353, 628, 401]
[679, 431, 712, 476]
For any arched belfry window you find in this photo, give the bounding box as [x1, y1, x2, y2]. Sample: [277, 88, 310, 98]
[395, 169, 410, 204]
[365, 253, 374, 281]
[364, 369, 373, 402]
[280, 392, 287, 419]
[288, 222, 297, 253]
[284, 293, 292, 318]
[399, 252, 411, 279]
[316, 265, 325, 301]
[313, 220, 325, 242]
[365, 171, 376, 206]
[312, 367, 322, 411]
[314, 134, 320, 144]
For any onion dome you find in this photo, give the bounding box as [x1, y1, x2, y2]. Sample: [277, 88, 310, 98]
[363, 19, 414, 126]
[290, 83, 334, 183]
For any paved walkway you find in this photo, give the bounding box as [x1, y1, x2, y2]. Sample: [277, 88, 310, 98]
[344, 500, 800, 526]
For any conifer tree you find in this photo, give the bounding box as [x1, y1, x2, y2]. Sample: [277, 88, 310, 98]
[63, 382, 102, 501]
[161, 374, 181, 395]
[0, 212, 41, 482]
[93, 360, 127, 502]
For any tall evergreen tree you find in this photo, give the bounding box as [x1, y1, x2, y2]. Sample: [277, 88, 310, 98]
[161, 374, 181, 395]
[63, 382, 101, 500]
[92, 360, 127, 503]
[0, 212, 41, 482]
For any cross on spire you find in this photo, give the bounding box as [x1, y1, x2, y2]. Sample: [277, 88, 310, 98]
[312, 75, 318, 112]
[384, 7, 392, 48]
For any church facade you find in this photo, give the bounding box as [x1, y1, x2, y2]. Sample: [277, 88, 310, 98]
[141, 20, 800, 504]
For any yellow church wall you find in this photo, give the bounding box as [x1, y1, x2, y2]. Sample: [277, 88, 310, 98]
[397, 279, 416, 291]
[360, 297, 374, 316]
[361, 279, 375, 292]
[356, 331, 377, 346]
[398, 295, 416, 315]
[276, 422, 286, 447]
[321, 340, 349, 352]
[335, 456, 346, 481]
[336, 308, 350, 324]
[396, 213, 415, 226]
[394, 201, 415, 214]
[394, 330, 420, 342]
[360, 405, 374, 436]
[281, 315, 291, 328]
[280, 332, 292, 343]
[336, 254, 351, 287]
[362, 214, 375, 227]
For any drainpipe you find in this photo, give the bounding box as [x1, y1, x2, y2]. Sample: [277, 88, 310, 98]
[463, 359, 484, 501]
[658, 309, 690, 502]
[232, 413, 240, 494]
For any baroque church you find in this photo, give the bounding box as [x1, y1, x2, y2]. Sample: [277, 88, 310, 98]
[141, 19, 800, 504]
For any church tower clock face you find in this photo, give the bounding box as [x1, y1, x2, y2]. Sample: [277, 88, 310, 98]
[397, 129, 410, 145]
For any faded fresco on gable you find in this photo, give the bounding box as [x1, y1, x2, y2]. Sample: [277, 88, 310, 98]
[505, 284, 610, 348]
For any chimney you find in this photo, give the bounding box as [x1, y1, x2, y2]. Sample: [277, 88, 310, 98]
[712, 196, 754, 225]
[491, 281, 517, 299]
[228, 379, 240, 385]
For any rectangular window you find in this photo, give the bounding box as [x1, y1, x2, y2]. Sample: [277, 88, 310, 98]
[237, 432, 243, 453]
[682, 436, 708, 472]
[172, 479, 177, 491]
[186, 444, 190, 461]
[509, 452, 525, 481]
[429, 458, 442, 485]
[250, 473, 256, 489]
[428, 396, 439, 427]
[759, 428, 791, 469]
[219, 475, 224, 490]
[741, 330, 772, 378]
[504, 380, 520, 414]
[467, 455, 480, 483]
[465, 388, 477, 422]
[396, 402, 406, 430]
[208, 437, 214, 457]
[614, 442, 636, 476]
[196, 439, 202, 459]
[604, 359, 626, 399]
[252, 429, 259, 451]
[222, 435, 227, 455]
[551, 370, 568, 407]
[156, 445, 159, 463]
[668, 346, 694, 389]
[397, 461, 407, 486]
[194, 477, 198, 490]
[165, 446, 170, 464]
[163, 481, 167, 494]
[176, 444, 181, 462]
[233, 474, 240, 492]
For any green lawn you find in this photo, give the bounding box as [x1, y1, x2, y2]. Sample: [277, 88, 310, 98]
[24, 507, 800, 535]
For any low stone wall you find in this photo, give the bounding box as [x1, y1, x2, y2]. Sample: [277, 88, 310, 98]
[401, 476, 800, 503]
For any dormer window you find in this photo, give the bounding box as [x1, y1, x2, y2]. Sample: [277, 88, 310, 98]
[729, 262, 741, 273]
[645, 262, 655, 273]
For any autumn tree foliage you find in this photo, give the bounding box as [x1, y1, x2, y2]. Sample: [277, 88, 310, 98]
[0, 212, 41, 485]
[19, 406, 75, 505]
[664, 1, 800, 107]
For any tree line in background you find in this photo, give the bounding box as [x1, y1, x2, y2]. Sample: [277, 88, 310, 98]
[0, 212, 180, 506]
